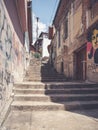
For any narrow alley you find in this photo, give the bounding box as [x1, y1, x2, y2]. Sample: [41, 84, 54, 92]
[0, 0, 98, 130]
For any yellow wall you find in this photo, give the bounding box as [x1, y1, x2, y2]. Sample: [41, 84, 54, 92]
[73, 4, 82, 38]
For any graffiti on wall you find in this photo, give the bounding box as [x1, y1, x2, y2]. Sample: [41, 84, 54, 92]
[0, 1, 18, 84]
[0, 1, 24, 103]
[0, 70, 3, 100]
[0, 87, 2, 100]
[88, 63, 98, 72]
[0, 2, 13, 102]
[0, 6, 12, 62]
[12, 33, 23, 67]
[87, 27, 98, 72]
[0, 70, 3, 85]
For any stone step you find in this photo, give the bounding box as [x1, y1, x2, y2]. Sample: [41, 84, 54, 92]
[11, 100, 98, 111]
[14, 82, 98, 89]
[26, 72, 64, 76]
[14, 83, 45, 89]
[27, 66, 41, 68]
[26, 71, 41, 73]
[13, 88, 98, 95]
[26, 72, 65, 75]
[27, 68, 41, 70]
[24, 79, 67, 82]
[26, 75, 65, 77]
[24, 77, 42, 81]
[23, 78, 39, 81]
[14, 94, 98, 102]
[25, 75, 66, 77]
[24, 77, 66, 81]
[26, 71, 41, 74]
[41, 79, 66, 81]
[27, 67, 41, 69]
[24, 78, 66, 81]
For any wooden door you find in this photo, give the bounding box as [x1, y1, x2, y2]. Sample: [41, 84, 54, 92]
[76, 46, 86, 80]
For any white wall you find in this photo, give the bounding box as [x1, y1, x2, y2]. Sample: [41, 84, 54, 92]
[42, 38, 51, 57]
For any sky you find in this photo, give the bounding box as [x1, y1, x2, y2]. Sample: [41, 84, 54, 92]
[32, 0, 60, 44]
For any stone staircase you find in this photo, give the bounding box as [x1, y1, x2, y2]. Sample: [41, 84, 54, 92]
[11, 58, 98, 111]
[24, 58, 66, 82]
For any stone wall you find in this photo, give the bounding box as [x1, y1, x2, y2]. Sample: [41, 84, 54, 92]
[0, 1, 26, 114]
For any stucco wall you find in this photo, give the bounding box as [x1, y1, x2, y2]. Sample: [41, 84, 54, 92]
[0, 1, 26, 114]
[73, 4, 82, 38]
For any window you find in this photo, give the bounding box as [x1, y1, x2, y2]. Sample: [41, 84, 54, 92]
[89, 0, 98, 18]
[91, 0, 98, 5]
[64, 17, 68, 39]
[89, 0, 98, 8]
[57, 29, 61, 48]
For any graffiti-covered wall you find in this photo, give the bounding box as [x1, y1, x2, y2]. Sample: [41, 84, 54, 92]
[87, 24, 98, 82]
[0, 1, 26, 114]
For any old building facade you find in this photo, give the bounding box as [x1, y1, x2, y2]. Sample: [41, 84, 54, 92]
[0, 0, 32, 115]
[49, 0, 98, 82]
[34, 32, 50, 58]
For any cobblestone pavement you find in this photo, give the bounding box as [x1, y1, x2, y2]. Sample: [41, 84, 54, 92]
[1, 109, 98, 130]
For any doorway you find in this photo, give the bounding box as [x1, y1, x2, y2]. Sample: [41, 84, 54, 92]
[61, 62, 64, 74]
[76, 45, 87, 80]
